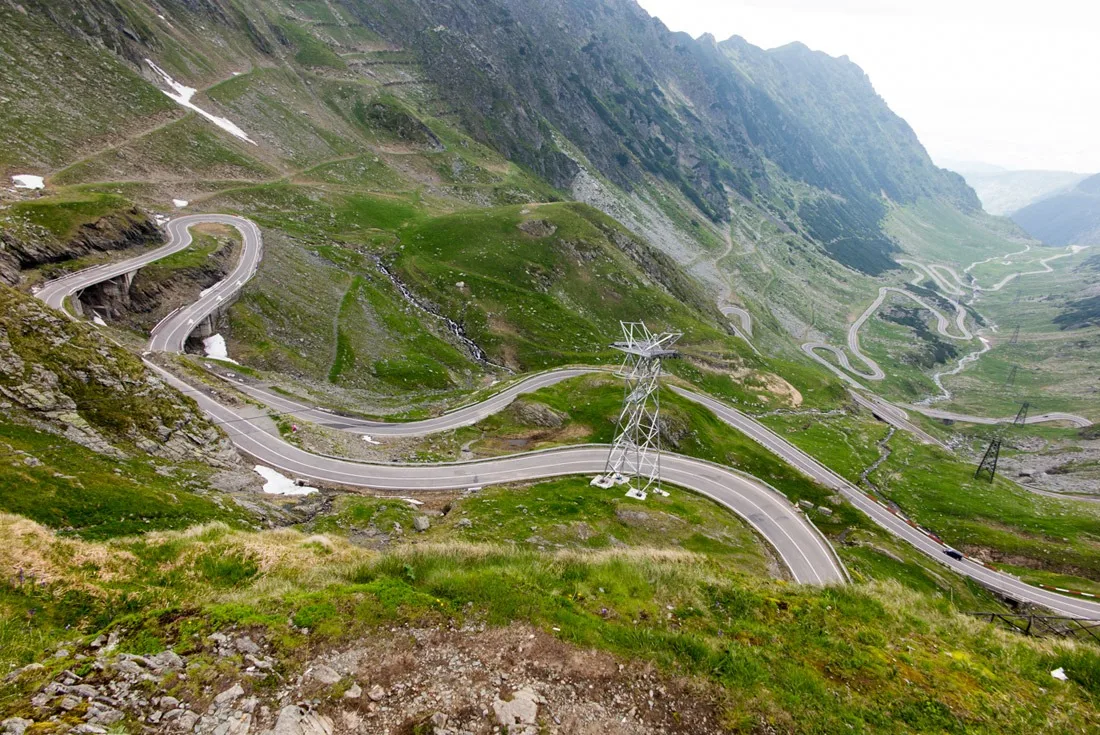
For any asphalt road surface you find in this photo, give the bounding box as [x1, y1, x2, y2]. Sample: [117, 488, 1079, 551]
[224, 368, 604, 437]
[146, 362, 846, 586]
[35, 214, 1100, 614]
[147, 215, 264, 353]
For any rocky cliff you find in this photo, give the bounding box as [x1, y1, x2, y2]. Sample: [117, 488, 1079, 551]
[0, 285, 236, 466]
[342, 0, 976, 274]
[0, 201, 162, 286]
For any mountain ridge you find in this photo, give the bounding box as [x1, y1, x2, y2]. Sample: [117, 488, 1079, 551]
[1013, 172, 1100, 245]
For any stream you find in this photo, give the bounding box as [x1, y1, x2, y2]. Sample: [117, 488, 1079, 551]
[375, 258, 512, 373]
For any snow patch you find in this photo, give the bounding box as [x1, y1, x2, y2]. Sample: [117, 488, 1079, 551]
[361, 435, 381, 445]
[173, 199, 189, 208]
[92, 316, 107, 327]
[12, 175, 44, 190]
[1052, 667, 1068, 681]
[203, 334, 238, 364]
[254, 466, 316, 496]
[145, 59, 256, 145]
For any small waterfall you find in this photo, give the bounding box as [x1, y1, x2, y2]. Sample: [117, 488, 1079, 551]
[375, 258, 512, 373]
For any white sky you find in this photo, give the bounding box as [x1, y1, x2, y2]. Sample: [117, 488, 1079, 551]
[635, 0, 1100, 173]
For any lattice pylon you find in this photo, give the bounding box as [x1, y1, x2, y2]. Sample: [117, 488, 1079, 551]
[599, 322, 681, 500]
[975, 437, 1002, 483]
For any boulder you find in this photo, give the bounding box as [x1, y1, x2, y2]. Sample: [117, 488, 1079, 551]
[266, 705, 334, 735]
[306, 664, 341, 686]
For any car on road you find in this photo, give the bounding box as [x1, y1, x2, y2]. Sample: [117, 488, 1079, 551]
[943, 548, 964, 561]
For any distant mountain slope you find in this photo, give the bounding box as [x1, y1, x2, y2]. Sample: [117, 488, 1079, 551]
[957, 169, 1089, 215]
[1012, 173, 1100, 245]
[341, 0, 978, 274]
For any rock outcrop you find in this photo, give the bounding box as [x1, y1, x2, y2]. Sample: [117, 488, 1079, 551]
[0, 206, 161, 286]
[0, 285, 237, 466]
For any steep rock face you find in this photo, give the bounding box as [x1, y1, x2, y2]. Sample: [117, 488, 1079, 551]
[0, 286, 237, 466]
[82, 232, 238, 329]
[341, 0, 976, 273]
[0, 206, 162, 285]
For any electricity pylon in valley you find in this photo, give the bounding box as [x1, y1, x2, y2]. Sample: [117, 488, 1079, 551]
[974, 436, 1002, 483]
[975, 403, 1031, 483]
[597, 322, 681, 500]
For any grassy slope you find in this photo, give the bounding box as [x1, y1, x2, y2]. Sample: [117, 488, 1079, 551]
[763, 410, 1100, 588]
[0, 418, 249, 541]
[938, 246, 1100, 421]
[391, 202, 729, 371]
[2, 512, 1099, 733]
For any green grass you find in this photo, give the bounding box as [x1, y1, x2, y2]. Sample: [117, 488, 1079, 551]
[3, 521, 1100, 732]
[278, 21, 347, 69]
[0, 419, 250, 540]
[763, 411, 1100, 588]
[52, 115, 275, 185]
[391, 202, 736, 371]
[317, 478, 775, 572]
[141, 227, 232, 279]
[4, 189, 135, 241]
[328, 277, 361, 383]
[887, 198, 1032, 267]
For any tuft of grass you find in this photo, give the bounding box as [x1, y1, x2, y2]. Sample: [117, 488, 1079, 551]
[3, 520, 1098, 732]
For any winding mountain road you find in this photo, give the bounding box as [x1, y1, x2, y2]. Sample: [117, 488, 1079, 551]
[802, 254, 1092, 427]
[34, 214, 1100, 615]
[227, 368, 602, 437]
[802, 286, 971, 383]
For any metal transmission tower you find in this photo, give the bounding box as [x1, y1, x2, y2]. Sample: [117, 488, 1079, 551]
[975, 403, 1030, 483]
[1005, 365, 1019, 387]
[1010, 325, 1021, 345]
[975, 437, 1002, 483]
[596, 322, 681, 500]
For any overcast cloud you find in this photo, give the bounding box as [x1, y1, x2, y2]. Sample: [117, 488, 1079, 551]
[635, 0, 1100, 173]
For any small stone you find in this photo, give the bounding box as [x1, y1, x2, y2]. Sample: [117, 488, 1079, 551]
[270, 705, 333, 735]
[178, 711, 200, 731]
[213, 683, 245, 707]
[2, 718, 33, 735]
[72, 726, 107, 735]
[112, 659, 144, 677]
[343, 684, 362, 700]
[147, 650, 185, 671]
[87, 707, 123, 726]
[160, 696, 180, 710]
[413, 516, 430, 532]
[234, 637, 261, 656]
[368, 684, 385, 702]
[457, 518, 472, 528]
[5, 662, 44, 682]
[59, 695, 82, 711]
[307, 665, 341, 686]
[492, 687, 540, 731]
[70, 684, 98, 699]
